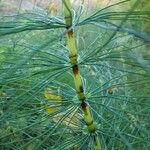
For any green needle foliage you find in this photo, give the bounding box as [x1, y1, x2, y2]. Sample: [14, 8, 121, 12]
[0, 0, 150, 150]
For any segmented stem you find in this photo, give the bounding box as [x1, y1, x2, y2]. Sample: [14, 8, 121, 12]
[62, 0, 101, 149]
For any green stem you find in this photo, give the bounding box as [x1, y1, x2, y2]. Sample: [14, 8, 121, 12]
[62, 0, 101, 149]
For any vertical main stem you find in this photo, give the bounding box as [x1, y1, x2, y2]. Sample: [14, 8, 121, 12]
[62, 0, 101, 149]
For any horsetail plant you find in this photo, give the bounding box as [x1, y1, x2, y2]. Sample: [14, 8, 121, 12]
[0, 0, 150, 150]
